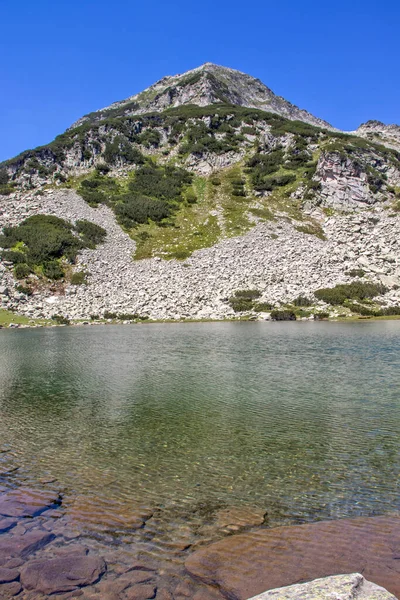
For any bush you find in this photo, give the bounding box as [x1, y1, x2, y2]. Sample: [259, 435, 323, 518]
[253, 302, 274, 312]
[51, 314, 70, 325]
[257, 174, 297, 192]
[293, 295, 313, 307]
[14, 263, 31, 279]
[234, 289, 261, 300]
[75, 220, 107, 247]
[16, 284, 33, 296]
[346, 269, 365, 278]
[95, 163, 111, 175]
[115, 195, 171, 228]
[0, 169, 9, 185]
[1, 214, 105, 281]
[314, 312, 329, 320]
[104, 311, 118, 319]
[70, 271, 86, 285]
[314, 281, 387, 305]
[270, 309, 297, 321]
[346, 302, 379, 316]
[229, 298, 254, 312]
[43, 261, 64, 280]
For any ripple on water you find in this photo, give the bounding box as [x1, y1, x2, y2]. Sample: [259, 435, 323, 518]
[0, 321, 399, 565]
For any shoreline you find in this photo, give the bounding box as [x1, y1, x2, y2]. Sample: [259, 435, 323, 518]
[1, 312, 400, 329]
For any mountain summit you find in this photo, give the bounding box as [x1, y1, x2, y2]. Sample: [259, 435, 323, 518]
[72, 63, 332, 130]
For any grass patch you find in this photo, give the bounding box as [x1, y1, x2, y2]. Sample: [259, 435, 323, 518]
[0, 310, 48, 327]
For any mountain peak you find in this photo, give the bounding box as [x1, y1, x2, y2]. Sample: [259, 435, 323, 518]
[71, 64, 333, 130]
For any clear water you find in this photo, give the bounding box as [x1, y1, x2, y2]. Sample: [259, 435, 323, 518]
[0, 321, 399, 559]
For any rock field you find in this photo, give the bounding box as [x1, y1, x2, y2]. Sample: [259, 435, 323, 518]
[1, 188, 399, 322]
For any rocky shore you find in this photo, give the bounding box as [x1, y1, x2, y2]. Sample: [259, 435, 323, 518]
[0, 484, 399, 600]
[1, 188, 400, 322]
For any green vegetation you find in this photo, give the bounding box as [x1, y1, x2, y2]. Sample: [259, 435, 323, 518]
[70, 271, 87, 285]
[51, 314, 71, 325]
[314, 281, 387, 305]
[295, 223, 326, 240]
[293, 295, 313, 307]
[228, 289, 263, 312]
[346, 269, 366, 278]
[0, 215, 106, 280]
[270, 309, 297, 321]
[103, 311, 149, 321]
[77, 163, 193, 230]
[0, 309, 39, 326]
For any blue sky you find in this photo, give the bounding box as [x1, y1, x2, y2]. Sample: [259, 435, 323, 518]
[1, 0, 399, 162]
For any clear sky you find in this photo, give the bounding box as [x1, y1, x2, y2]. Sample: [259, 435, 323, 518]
[1, 0, 399, 162]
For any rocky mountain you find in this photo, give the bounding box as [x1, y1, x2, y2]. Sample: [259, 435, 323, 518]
[71, 63, 333, 130]
[355, 120, 400, 151]
[0, 64, 400, 324]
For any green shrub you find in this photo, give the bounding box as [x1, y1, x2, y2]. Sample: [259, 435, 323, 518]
[70, 271, 87, 285]
[380, 305, 400, 316]
[75, 220, 107, 247]
[234, 289, 261, 299]
[346, 302, 379, 316]
[51, 314, 70, 325]
[258, 174, 297, 192]
[229, 298, 254, 312]
[16, 284, 33, 296]
[104, 311, 118, 319]
[293, 295, 313, 307]
[1, 214, 105, 281]
[14, 263, 31, 279]
[1, 250, 27, 264]
[43, 261, 64, 280]
[0, 169, 9, 184]
[314, 281, 387, 305]
[346, 269, 365, 278]
[95, 163, 111, 175]
[270, 309, 297, 321]
[314, 312, 329, 320]
[253, 302, 274, 312]
[115, 195, 171, 228]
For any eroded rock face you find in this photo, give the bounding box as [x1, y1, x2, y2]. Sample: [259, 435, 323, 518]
[248, 573, 397, 599]
[20, 553, 106, 594]
[314, 152, 372, 210]
[185, 515, 400, 600]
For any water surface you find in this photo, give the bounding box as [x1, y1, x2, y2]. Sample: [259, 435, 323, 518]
[0, 321, 399, 560]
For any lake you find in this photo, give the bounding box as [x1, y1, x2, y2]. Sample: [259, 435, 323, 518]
[0, 321, 399, 570]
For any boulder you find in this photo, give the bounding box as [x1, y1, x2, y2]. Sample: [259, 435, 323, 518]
[20, 553, 106, 594]
[0, 567, 20, 583]
[248, 573, 397, 599]
[0, 517, 17, 533]
[0, 487, 61, 518]
[0, 530, 55, 560]
[185, 515, 400, 600]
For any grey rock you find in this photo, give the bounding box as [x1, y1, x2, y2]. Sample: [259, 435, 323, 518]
[248, 573, 397, 599]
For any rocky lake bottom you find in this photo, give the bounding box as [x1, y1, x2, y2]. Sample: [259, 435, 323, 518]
[0, 322, 399, 599]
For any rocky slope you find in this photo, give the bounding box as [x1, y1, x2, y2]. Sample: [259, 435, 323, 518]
[0, 65, 400, 322]
[356, 120, 400, 151]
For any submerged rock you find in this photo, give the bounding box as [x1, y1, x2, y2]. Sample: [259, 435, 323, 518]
[0, 530, 55, 560]
[20, 553, 106, 594]
[248, 573, 397, 599]
[0, 487, 61, 518]
[185, 515, 400, 599]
